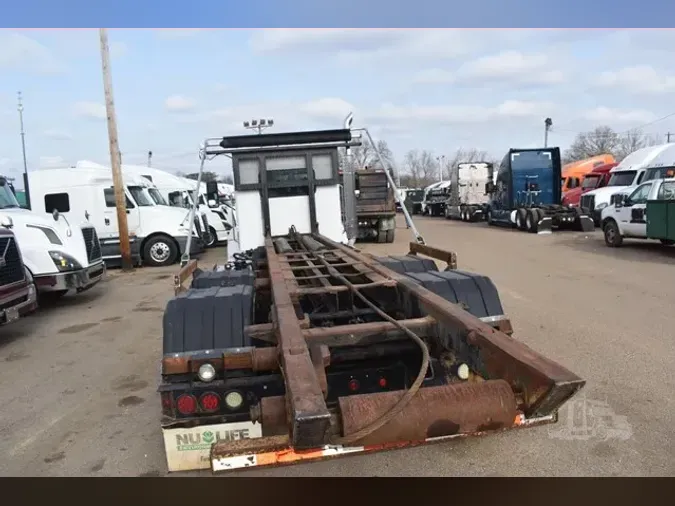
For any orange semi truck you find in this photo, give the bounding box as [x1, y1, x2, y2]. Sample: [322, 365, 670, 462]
[561, 154, 615, 198]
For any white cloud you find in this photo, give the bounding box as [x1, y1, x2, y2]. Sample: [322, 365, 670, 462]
[0, 32, 65, 74]
[369, 99, 557, 125]
[299, 98, 354, 121]
[39, 156, 67, 168]
[165, 95, 197, 113]
[456, 50, 565, 85]
[582, 107, 658, 125]
[73, 101, 107, 120]
[596, 65, 675, 94]
[412, 68, 455, 85]
[43, 129, 73, 141]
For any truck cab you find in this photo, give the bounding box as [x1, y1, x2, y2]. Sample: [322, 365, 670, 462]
[28, 166, 205, 268]
[445, 162, 493, 222]
[486, 148, 594, 233]
[562, 162, 618, 208]
[422, 180, 451, 217]
[0, 224, 38, 324]
[120, 165, 232, 248]
[561, 154, 615, 196]
[602, 177, 675, 247]
[0, 175, 105, 298]
[580, 144, 675, 225]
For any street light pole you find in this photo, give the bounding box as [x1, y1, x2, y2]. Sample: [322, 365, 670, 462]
[436, 155, 445, 182]
[17, 91, 31, 210]
[244, 118, 274, 134]
[544, 117, 553, 148]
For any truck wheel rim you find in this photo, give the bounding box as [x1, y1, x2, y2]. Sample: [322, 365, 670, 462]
[150, 242, 171, 263]
[606, 226, 616, 243]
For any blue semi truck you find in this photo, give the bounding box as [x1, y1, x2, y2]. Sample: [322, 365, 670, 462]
[484, 147, 595, 234]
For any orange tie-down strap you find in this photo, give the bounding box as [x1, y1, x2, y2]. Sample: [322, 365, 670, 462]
[210, 413, 554, 473]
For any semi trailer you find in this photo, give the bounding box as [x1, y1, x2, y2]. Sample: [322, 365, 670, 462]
[422, 180, 451, 217]
[485, 148, 595, 234]
[158, 120, 585, 473]
[444, 162, 494, 222]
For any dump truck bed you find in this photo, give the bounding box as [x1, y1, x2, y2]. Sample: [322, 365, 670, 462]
[164, 231, 584, 473]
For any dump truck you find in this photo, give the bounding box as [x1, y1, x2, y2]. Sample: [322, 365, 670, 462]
[485, 148, 595, 234]
[602, 177, 675, 247]
[159, 121, 585, 473]
[422, 181, 451, 217]
[353, 167, 397, 243]
[445, 162, 494, 222]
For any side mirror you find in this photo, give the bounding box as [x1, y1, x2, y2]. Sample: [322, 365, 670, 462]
[208, 199, 217, 207]
[485, 182, 495, 194]
[52, 209, 60, 221]
[614, 194, 628, 207]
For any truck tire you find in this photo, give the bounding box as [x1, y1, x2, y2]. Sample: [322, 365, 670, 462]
[377, 230, 387, 243]
[660, 239, 675, 246]
[162, 284, 254, 354]
[603, 219, 623, 247]
[525, 209, 539, 233]
[206, 226, 218, 248]
[516, 208, 527, 231]
[143, 234, 178, 267]
[385, 229, 395, 243]
[486, 209, 494, 226]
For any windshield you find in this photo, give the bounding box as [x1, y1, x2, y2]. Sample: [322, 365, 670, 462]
[582, 175, 601, 189]
[607, 171, 637, 187]
[643, 166, 675, 182]
[0, 180, 20, 209]
[148, 188, 168, 205]
[128, 186, 154, 206]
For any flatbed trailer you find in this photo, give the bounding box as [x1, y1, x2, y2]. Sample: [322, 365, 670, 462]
[159, 121, 585, 473]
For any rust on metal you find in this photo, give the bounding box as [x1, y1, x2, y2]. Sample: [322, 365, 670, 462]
[408, 242, 457, 270]
[245, 316, 436, 348]
[339, 380, 518, 446]
[173, 259, 198, 295]
[264, 235, 332, 449]
[314, 233, 585, 418]
[258, 396, 289, 437]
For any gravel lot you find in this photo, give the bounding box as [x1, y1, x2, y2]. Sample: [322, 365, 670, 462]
[1, 215, 673, 476]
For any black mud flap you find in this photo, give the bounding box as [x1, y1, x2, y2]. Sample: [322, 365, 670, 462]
[577, 216, 595, 232]
[537, 217, 553, 235]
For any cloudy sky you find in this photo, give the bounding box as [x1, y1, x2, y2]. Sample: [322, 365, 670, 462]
[1, 29, 675, 186]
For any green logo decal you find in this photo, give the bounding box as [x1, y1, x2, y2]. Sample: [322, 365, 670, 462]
[202, 431, 214, 444]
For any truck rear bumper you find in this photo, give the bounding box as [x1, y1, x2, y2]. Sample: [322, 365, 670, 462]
[35, 261, 106, 293]
[0, 282, 38, 324]
[159, 413, 555, 473]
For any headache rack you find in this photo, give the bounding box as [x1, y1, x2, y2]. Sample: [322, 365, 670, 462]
[171, 229, 585, 472]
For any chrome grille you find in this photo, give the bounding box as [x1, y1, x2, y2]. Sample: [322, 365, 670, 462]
[0, 236, 25, 286]
[81, 226, 102, 262]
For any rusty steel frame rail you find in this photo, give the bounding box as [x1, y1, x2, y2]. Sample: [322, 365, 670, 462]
[312, 233, 585, 418]
[264, 235, 332, 449]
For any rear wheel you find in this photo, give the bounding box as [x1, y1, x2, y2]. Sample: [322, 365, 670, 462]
[377, 230, 387, 243]
[516, 208, 527, 230]
[486, 209, 494, 226]
[206, 226, 217, 247]
[660, 239, 675, 246]
[385, 229, 395, 243]
[603, 220, 623, 247]
[525, 209, 539, 233]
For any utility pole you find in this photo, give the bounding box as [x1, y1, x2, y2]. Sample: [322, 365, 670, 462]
[667, 132, 673, 143]
[147, 150, 153, 168]
[100, 28, 133, 271]
[544, 117, 553, 147]
[17, 91, 31, 210]
[436, 155, 445, 182]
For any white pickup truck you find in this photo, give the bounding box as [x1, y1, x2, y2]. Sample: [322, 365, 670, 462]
[601, 177, 675, 247]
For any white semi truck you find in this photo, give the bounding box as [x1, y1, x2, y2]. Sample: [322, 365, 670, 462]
[444, 162, 494, 222]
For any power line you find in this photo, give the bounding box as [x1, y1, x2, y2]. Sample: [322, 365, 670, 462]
[550, 110, 675, 139]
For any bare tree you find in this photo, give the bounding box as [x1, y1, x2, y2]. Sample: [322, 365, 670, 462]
[563, 126, 620, 164]
[185, 171, 219, 182]
[613, 129, 662, 162]
[443, 148, 490, 179]
[401, 149, 439, 188]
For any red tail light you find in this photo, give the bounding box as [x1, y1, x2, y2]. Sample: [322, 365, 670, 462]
[176, 394, 197, 415]
[378, 377, 387, 388]
[348, 379, 360, 392]
[200, 392, 221, 412]
[161, 392, 173, 413]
